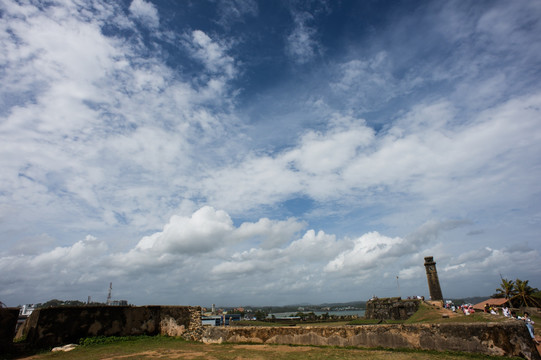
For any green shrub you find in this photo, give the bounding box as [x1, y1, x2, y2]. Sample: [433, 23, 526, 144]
[79, 335, 158, 346]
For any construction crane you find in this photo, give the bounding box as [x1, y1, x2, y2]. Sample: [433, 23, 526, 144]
[106, 282, 112, 305]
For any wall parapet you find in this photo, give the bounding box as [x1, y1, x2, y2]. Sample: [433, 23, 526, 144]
[365, 297, 420, 320]
[203, 322, 540, 360]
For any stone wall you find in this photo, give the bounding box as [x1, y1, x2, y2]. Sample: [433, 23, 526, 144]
[0, 307, 19, 354]
[17, 305, 202, 348]
[365, 297, 420, 320]
[203, 322, 541, 360]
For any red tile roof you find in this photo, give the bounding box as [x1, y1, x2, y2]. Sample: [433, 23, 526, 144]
[472, 298, 509, 310]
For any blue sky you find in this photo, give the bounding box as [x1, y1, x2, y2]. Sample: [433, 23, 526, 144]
[1, 0, 540, 307]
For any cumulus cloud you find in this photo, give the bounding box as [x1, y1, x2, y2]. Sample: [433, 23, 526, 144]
[0, 235, 107, 288]
[135, 207, 230, 253]
[1, 206, 540, 305]
[283, 115, 374, 175]
[235, 217, 306, 249]
[324, 232, 404, 275]
[135, 206, 307, 254]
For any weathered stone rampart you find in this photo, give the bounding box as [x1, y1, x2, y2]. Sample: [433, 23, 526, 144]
[12, 304, 541, 359]
[17, 305, 202, 348]
[203, 322, 541, 360]
[0, 307, 19, 354]
[365, 297, 420, 320]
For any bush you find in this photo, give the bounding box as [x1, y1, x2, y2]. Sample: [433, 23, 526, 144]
[79, 335, 156, 346]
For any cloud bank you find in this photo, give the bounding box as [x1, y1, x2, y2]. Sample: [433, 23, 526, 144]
[0, 0, 540, 306]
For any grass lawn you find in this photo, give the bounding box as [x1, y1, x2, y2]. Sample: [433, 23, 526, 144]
[13, 336, 522, 360]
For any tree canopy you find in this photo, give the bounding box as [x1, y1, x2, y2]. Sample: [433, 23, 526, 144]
[494, 278, 540, 307]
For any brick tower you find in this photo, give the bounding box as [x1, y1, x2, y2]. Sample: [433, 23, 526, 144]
[424, 256, 443, 301]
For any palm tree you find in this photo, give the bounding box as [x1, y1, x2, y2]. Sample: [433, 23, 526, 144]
[510, 279, 541, 307]
[495, 278, 515, 300]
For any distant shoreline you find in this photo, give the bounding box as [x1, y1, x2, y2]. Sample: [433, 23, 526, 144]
[270, 309, 366, 317]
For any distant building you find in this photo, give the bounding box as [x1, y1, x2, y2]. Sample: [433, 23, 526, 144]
[202, 314, 241, 326]
[17, 304, 35, 333]
[202, 316, 222, 326]
[19, 304, 35, 317]
[108, 300, 128, 306]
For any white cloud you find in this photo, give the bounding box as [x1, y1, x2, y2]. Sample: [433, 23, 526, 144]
[283, 115, 374, 175]
[187, 30, 236, 78]
[136, 206, 234, 254]
[201, 90, 541, 216]
[0, 235, 107, 289]
[286, 11, 320, 64]
[1, 206, 540, 305]
[286, 229, 343, 261]
[0, 0, 242, 240]
[234, 217, 305, 249]
[216, 0, 258, 26]
[129, 0, 159, 29]
[324, 232, 404, 275]
[1, 1, 540, 306]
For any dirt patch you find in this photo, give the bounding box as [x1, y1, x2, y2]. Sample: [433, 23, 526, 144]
[233, 344, 312, 352]
[435, 307, 461, 318]
[102, 350, 218, 359]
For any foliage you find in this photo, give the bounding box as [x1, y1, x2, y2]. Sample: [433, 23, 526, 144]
[510, 279, 540, 307]
[79, 335, 170, 346]
[254, 310, 267, 321]
[495, 278, 515, 299]
[36, 299, 87, 308]
[495, 278, 541, 307]
[228, 308, 245, 316]
[295, 311, 318, 321]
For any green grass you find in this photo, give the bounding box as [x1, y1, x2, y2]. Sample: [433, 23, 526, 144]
[13, 336, 522, 360]
[347, 318, 404, 325]
[235, 319, 350, 327]
[297, 320, 350, 326]
[529, 312, 541, 334]
[235, 320, 291, 326]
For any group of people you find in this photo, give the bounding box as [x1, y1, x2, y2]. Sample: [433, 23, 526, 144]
[484, 303, 501, 315]
[444, 302, 475, 315]
[482, 303, 539, 345]
[441, 301, 538, 345]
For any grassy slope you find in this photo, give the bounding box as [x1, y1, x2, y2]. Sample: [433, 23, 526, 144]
[15, 336, 521, 360]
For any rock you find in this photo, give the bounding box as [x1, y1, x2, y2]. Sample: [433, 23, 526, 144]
[52, 344, 78, 352]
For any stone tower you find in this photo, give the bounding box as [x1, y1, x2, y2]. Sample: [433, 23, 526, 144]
[424, 256, 443, 300]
